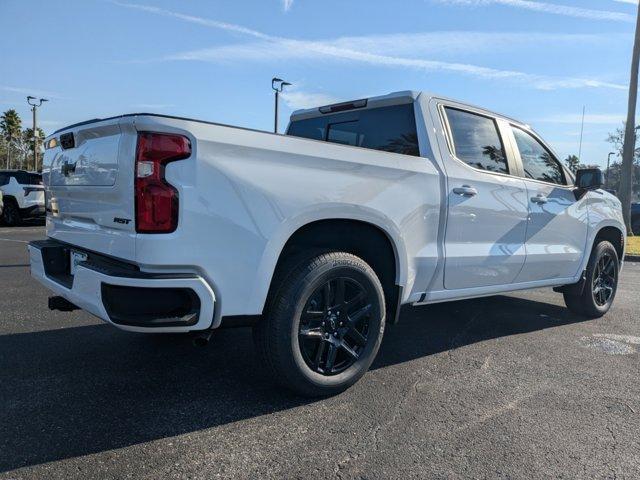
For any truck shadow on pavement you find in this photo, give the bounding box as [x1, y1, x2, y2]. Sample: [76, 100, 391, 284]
[0, 295, 588, 473]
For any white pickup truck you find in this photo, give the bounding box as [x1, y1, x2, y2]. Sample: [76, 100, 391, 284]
[0, 170, 45, 225]
[30, 91, 625, 396]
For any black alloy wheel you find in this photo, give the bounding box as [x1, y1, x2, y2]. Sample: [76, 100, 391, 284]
[591, 251, 617, 307]
[298, 277, 372, 376]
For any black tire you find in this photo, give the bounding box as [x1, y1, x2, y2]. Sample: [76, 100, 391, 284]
[253, 251, 386, 397]
[632, 219, 640, 236]
[1, 198, 21, 226]
[563, 240, 619, 318]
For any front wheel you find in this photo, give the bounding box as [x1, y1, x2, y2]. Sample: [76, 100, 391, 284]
[563, 240, 619, 318]
[254, 252, 386, 397]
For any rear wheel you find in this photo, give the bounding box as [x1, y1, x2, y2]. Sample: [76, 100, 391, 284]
[254, 251, 385, 397]
[1, 198, 21, 226]
[563, 240, 619, 318]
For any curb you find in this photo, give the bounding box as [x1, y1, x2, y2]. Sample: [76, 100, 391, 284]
[625, 255, 640, 263]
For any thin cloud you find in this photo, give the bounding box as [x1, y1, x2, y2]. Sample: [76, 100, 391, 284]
[111, 1, 270, 40]
[283, 0, 294, 11]
[436, 0, 635, 22]
[113, 2, 628, 91]
[165, 39, 627, 91]
[166, 31, 626, 62]
[0, 85, 60, 99]
[281, 90, 340, 110]
[612, 0, 637, 4]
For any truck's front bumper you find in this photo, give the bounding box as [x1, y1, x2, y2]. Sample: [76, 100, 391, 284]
[28, 240, 216, 333]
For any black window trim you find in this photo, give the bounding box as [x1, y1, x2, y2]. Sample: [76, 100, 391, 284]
[439, 104, 518, 178]
[509, 124, 572, 188]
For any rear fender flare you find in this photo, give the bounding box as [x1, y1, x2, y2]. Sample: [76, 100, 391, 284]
[247, 204, 409, 315]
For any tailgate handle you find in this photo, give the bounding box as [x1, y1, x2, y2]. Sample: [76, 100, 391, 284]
[61, 161, 77, 177]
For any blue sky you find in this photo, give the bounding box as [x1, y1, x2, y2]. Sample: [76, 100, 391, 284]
[1, 0, 638, 167]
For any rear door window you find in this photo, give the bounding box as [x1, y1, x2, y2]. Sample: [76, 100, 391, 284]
[444, 107, 508, 174]
[287, 104, 420, 156]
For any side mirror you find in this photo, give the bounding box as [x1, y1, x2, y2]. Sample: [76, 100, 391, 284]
[575, 168, 604, 191]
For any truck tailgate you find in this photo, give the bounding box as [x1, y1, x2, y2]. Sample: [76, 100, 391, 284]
[43, 117, 137, 260]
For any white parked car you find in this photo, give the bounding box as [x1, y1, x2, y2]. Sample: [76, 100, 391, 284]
[0, 170, 45, 226]
[29, 91, 625, 396]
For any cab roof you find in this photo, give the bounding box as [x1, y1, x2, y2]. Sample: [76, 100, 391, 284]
[288, 90, 524, 127]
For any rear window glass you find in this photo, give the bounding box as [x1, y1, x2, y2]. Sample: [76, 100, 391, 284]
[10, 172, 41, 185]
[14, 172, 28, 184]
[287, 104, 420, 156]
[0, 172, 42, 185]
[28, 173, 43, 185]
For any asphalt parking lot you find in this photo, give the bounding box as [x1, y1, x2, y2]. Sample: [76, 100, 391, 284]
[1, 225, 639, 479]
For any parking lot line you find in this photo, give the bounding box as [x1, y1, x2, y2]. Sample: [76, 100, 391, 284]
[0, 237, 29, 244]
[0, 227, 44, 234]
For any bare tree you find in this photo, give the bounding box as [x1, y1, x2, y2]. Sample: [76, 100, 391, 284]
[621, 5, 640, 235]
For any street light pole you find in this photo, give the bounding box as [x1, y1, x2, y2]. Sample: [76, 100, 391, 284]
[271, 77, 291, 133]
[26, 96, 48, 172]
[606, 152, 615, 189]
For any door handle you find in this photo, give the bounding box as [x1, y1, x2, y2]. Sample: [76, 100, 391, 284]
[453, 185, 478, 197]
[531, 194, 548, 204]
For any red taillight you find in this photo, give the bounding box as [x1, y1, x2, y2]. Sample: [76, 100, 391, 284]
[135, 132, 191, 233]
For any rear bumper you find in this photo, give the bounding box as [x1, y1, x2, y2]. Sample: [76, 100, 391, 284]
[28, 239, 216, 333]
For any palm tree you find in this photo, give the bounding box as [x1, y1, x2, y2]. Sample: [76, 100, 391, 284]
[380, 133, 419, 156]
[621, 4, 640, 235]
[0, 109, 22, 169]
[564, 154, 580, 173]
